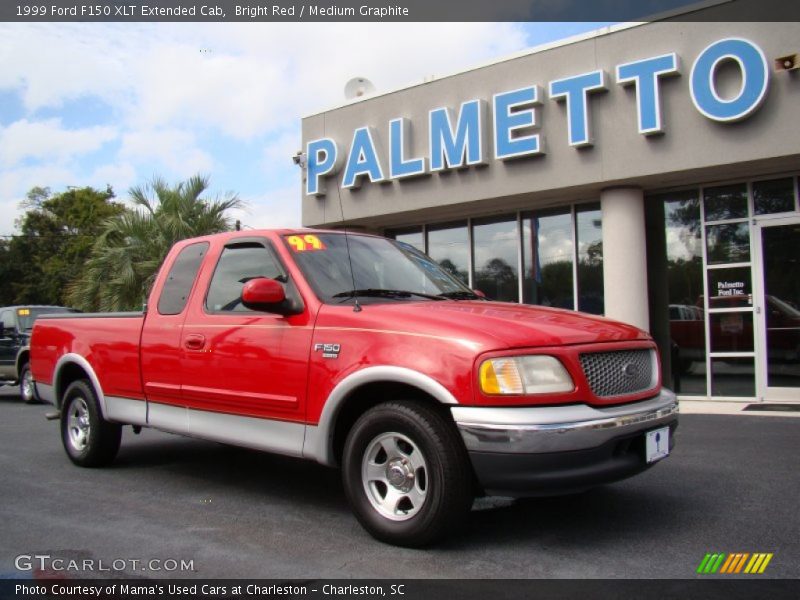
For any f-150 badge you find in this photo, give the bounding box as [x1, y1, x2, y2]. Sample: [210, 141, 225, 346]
[314, 343, 341, 359]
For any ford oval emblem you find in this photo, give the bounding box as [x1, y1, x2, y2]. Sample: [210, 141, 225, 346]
[622, 362, 639, 379]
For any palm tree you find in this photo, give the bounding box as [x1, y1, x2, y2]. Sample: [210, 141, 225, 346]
[67, 175, 243, 312]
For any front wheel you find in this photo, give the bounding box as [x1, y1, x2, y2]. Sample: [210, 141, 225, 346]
[60, 380, 121, 467]
[342, 401, 473, 547]
[19, 363, 37, 404]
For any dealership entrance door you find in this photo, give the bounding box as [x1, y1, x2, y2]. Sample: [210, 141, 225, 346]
[755, 217, 800, 401]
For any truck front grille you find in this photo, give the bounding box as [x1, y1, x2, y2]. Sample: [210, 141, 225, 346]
[579, 349, 656, 398]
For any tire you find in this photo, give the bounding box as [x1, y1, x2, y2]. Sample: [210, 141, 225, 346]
[342, 401, 473, 547]
[60, 380, 121, 468]
[19, 362, 37, 404]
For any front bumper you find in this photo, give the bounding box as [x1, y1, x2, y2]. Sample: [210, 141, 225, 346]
[451, 389, 678, 496]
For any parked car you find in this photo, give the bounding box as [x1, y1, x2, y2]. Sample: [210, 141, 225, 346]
[669, 303, 706, 374]
[31, 230, 678, 546]
[0, 305, 80, 403]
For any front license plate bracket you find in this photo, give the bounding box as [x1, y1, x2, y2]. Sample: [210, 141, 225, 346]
[645, 426, 670, 463]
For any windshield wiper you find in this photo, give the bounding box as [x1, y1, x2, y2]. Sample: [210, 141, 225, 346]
[437, 290, 483, 300]
[333, 288, 446, 301]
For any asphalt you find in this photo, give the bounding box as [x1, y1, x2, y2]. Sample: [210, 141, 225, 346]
[0, 385, 798, 580]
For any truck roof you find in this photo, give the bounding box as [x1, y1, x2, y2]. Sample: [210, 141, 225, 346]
[174, 228, 381, 246]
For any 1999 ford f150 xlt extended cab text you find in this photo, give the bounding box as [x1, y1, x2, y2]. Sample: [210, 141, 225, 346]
[31, 229, 678, 546]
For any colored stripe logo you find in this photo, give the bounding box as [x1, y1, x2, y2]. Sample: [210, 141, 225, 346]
[696, 552, 773, 574]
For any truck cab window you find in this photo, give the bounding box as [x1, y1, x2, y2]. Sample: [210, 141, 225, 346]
[0, 310, 12, 336]
[206, 244, 284, 312]
[157, 242, 210, 315]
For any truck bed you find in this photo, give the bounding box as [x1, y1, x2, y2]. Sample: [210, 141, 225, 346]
[31, 312, 144, 402]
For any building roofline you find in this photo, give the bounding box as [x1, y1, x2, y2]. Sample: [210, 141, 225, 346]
[301, 0, 732, 120]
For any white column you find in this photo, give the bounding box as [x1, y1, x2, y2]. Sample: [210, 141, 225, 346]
[600, 186, 650, 331]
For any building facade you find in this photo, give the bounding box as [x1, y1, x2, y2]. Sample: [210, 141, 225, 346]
[300, 13, 800, 402]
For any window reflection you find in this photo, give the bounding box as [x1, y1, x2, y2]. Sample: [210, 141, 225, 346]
[711, 357, 755, 397]
[704, 184, 748, 221]
[576, 204, 604, 314]
[661, 191, 706, 395]
[753, 178, 795, 216]
[706, 223, 750, 264]
[762, 223, 800, 388]
[707, 267, 752, 309]
[710, 312, 754, 353]
[389, 227, 424, 252]
[473, 218, 519, 302]
[427, 223, 469, 285]
[522, 209, 574, 310]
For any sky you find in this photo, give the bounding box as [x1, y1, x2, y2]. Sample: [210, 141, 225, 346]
[0, 21, 614, 237]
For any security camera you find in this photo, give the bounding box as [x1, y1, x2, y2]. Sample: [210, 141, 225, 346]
[292, 151, 307, 168]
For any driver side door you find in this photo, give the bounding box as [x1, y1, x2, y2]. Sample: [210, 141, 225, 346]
[178, 239, 313, 449]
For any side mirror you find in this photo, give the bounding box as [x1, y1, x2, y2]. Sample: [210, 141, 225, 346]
[242, 277, 304, 316]
[472, 289, 487, 298]
[242, 278, 287, 312]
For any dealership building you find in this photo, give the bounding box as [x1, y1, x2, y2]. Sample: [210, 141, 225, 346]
[300, 8, 800, 403]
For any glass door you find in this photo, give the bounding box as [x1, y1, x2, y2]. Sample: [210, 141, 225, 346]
[754, 217, 800, 401]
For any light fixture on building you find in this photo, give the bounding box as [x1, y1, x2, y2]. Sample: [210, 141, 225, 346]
[774, 54, 799, 71]
[292, 151, 307, 169]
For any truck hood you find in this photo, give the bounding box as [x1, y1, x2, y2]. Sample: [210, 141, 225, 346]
[332, 300, 649, 350]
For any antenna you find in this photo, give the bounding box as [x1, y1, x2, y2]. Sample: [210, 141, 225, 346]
[334, 165, 361, 313]
[344, 77, 376, 100]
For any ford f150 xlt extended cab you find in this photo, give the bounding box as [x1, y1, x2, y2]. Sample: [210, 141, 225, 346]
[31, 229, 678, 546]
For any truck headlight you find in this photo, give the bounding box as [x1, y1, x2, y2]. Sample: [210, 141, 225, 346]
[479, 355, 574, 395]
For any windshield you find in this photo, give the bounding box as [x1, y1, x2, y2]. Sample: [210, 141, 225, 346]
[18, 307, 77, 331]
[284, 233, 476, 304]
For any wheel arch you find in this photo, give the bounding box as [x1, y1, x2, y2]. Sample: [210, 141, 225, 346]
[53, 354, 107, 416]
[15, 347, 30, 378]
[304, 366, 460, 467]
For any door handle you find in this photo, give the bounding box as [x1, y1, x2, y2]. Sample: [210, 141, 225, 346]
[184, 334, 206, 350]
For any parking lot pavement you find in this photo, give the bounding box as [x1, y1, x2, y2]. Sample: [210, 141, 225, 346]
[0, 390, 798, 580]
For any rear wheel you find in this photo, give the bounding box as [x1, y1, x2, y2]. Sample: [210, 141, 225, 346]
[60, 380, 121, 467]
[342, 401, 473, 547]
[19, 363, 37, 404]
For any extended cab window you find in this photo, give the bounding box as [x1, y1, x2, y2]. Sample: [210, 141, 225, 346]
[157, 242, 209, 315]
[205, 243, 284, 312]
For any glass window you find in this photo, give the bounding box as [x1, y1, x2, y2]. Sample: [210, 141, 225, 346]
[286, 233, 475, 304]
[709, 312, 754, 353]
[427, 223, 469, 285]
[703, 184, 748, 221]
[17, 307, 79, 331]
[206, 244, 283, 312]
[472, 217, 519, 302]
[522, 209, 574, 310]
[0, 310, 14, 334]
[662, 191, 706, 395]
[575, 204, 603, 314]
[388, 227, 424, 252]
[707, 267, 752, 309]
[753, 177, 795, 215]
[762, 223, 800, 388]
[157, 242, 209, 315]
[711, 357, 755, 397]
[706, 223, 750, 264]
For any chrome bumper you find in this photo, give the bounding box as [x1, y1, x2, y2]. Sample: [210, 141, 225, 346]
[451, 389, 678, 454]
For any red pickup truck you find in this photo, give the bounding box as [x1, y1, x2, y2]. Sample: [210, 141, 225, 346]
[31, 229, 678, 546]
